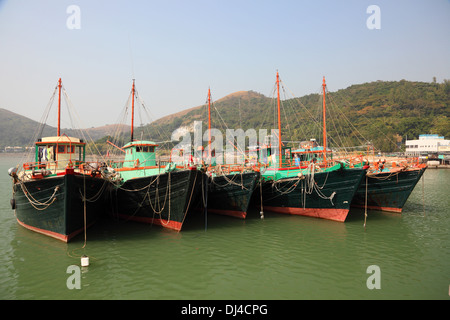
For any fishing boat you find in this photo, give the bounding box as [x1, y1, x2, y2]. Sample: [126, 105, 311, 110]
[351, 159, 427, 212]
[203, 88, 259, 219]
[8, 78, 110, 242]
[256, 73, 368, 222]
[281, 77, 427, 215]
[106, 80, 202, 231]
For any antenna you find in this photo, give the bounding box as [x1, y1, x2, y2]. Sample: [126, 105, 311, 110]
[57, 78, 62, 136]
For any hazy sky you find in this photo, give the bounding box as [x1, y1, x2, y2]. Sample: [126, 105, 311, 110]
[0, 0, 449, 129]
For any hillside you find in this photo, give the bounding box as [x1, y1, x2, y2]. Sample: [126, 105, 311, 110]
[2, 80, 449, 153]
[138, 80, 449, 153]
[0, 108, 129, 150]
[0, 108, 54, 150]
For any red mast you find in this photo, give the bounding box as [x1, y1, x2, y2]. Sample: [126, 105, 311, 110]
[57, 78, 62, 136]
[276, 71, 282, 167]
[322, 76, 327, 163]
[131, 79, 135, 142]
[208, 88, 212, 165]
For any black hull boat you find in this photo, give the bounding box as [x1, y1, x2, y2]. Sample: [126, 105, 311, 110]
[12, 172, 108, 242]
[352, 164, 427, 213]
[106, 81, 203, 231]
[9, 79, 110, 242]
[112, 167, 202, 231]
[207, 171, 259, 219]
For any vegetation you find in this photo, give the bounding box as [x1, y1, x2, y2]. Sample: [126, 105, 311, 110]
[2, 80, 449, 154]
[137, 80, 449, 153]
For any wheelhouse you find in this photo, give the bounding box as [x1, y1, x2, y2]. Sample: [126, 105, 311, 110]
[35, 135, 85, 171]
[122, 140, 158, 168]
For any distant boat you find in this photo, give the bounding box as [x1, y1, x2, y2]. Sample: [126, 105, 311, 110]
[288, 82, 428, 214]
[255, 73, 368, 222]
[351, 160, 427, 213]
[9, 78, 110, 242]
[203, 88, 259, 219]
[206, 169, 259, 219]
[107, 80, 202, 231]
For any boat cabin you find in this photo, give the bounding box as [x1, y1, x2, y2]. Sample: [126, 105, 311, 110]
[122, 140, 158, 168]
[35, 136, 85, 171]
[249, 144, 291, 167]
[291, 139, 332, 165]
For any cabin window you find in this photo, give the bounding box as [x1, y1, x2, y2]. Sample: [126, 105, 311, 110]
[136, 146, 154, 153]
[77, 146, 84, 161]
[142, 146, 153, 152]
[38, 145, 56, 161]
[57, 145, 74, 154]
[38, 146, 46, 162]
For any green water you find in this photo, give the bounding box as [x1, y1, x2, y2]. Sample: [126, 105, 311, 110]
[1, 154, 449, 300]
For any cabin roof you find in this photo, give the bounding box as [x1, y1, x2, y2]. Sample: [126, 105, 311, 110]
[292, 146, 331, 153]
[36, 136, 84, 145]
[123, 140, 158, 149]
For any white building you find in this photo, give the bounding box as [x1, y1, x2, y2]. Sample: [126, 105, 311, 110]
[405, 134, 450, 156]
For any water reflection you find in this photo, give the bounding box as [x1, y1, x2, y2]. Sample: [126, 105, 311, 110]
[2, 159, 449, 299]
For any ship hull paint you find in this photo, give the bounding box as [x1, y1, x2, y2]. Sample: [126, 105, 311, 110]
[207, 172, 259, 219]
[352, 167, 427, 213]
[114, 169, 202, 231]
[259, 167, 366, 222]
[13, 174, 107, 242]
[261, 206, 348, 222]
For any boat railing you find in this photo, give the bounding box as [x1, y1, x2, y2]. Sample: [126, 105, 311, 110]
[106, 159, 182, 170]
[333, 155, 426, 173]
[21, 160, 107, 178]
[23, 159, 83, 171]
[206, 158, 346, 176]
[207, 163, 253, 175]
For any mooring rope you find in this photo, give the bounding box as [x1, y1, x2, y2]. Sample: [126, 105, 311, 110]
[364, 175, 368, 229]
[178, 171, 199, 231]
[82, 172, 87, 249]
[18, 180, 61, 210]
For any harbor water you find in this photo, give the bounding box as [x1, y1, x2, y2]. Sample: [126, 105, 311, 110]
[1, 154, 449, 300]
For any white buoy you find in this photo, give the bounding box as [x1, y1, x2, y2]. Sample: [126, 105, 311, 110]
[81, 255, 90, 267]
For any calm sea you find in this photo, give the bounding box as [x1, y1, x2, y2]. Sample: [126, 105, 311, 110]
[1, 154, 449, 301]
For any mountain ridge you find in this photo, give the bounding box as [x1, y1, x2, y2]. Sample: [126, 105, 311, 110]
[1, 79, 449, 152]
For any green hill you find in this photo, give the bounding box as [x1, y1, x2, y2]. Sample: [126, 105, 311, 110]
[0, 108, 129, 151]
[137, 79, 449, 153]
[2, 79, 449, 153]
[0, 108, 54, 150]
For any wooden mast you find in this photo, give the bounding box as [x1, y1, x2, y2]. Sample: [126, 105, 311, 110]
[276, 71, 282, 167]
[57, 78, 62, 136]
[208, 87, 212, 165]
[131, 79, 135, 142]
[322, 76, 327, 163]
